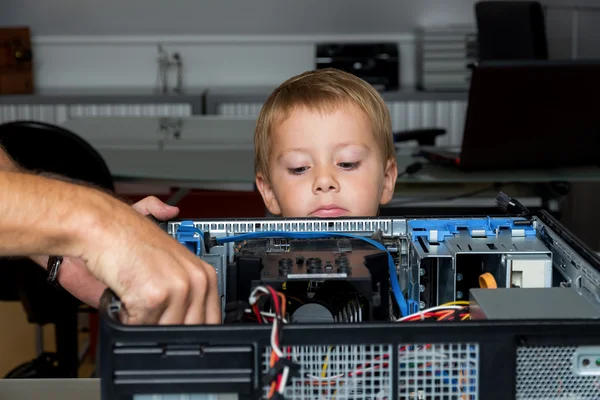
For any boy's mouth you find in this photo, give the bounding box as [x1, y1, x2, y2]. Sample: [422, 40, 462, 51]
[309, 205, 349, 218]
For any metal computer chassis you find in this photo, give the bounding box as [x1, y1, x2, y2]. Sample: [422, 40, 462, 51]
[99, 211, 600, 400]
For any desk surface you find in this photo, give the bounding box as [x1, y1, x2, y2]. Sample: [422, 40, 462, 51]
[0, 378, 236, 400]
[64, 117, 600, 189]
[0, 378, 100, 400]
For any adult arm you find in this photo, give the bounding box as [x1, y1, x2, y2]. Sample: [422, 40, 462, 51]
[29, 196, 180, 308]
[0, 170, 220, 324]
[0, 144, 180, 308]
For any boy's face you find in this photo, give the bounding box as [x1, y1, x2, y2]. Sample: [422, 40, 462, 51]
[256, 103, 397, 218]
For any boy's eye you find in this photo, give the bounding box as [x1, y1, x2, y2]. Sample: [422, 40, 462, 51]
[338, 162, 360, 170]
[288, 166, 308, 175]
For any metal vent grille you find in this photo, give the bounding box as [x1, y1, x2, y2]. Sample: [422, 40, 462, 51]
[398, 343, 479, 399]
[516, 346, 600, 399]
[133, 395, 219, 400]
[262, 344, 392, 399]
[168, 218, 398, 236]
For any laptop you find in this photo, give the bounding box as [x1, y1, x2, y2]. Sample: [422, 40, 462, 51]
[418, 60, 600, 170]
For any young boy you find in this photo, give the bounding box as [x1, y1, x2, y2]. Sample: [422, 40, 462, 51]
[254, 68, 398, 218]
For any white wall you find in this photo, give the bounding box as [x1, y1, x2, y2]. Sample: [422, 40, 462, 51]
[2, 0, 481, 35]
[1, 0, 598, 90]
[5, 0, 482, 90]
[30, 34, 419, 89]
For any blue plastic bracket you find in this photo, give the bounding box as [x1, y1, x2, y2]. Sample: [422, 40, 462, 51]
[408, 217, 535, 243]
[175, 220, 203, 256]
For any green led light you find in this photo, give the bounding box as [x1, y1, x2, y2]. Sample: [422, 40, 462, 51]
[596, 359, 600, 367]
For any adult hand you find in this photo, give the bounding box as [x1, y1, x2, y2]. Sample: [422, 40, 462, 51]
[34, 196, 179, 309]
[0, 156, 220, 325]
[83, 194, 221, 325]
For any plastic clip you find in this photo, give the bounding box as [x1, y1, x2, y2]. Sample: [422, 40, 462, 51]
[175, 221, 204, 256]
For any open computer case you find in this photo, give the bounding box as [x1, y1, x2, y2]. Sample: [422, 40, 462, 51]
[99, 201, 600, 400]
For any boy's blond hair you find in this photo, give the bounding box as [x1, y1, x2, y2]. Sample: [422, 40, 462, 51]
[254, 68, 395, 181]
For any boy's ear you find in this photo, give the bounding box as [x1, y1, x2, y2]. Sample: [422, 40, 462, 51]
[379, 159, 398, 205]
[256, 172, 282, 216]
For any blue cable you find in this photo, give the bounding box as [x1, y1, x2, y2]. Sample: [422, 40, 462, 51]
[215, 231, 409, 317]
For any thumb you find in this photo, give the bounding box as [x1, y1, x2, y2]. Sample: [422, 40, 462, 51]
[131, 196, 180, 220]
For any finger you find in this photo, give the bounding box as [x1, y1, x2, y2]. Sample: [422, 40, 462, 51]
[204, 264, 222, 324]
[122, 275, 176, 325]
[183, 262, 210, 324]
[131, 196, 180, 220]
[118, 308, 129, 325]
[157, 275, 192, 325]
[122, 290, 167, 325]
[55, 257, 108, 308]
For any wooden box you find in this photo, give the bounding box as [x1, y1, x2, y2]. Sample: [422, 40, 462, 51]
[0, 27, 34, 95]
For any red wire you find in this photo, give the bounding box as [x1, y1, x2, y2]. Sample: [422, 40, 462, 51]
[266, 286, 281, 316]
[252, 304, 263, 323]
[266, 285, 283, 398]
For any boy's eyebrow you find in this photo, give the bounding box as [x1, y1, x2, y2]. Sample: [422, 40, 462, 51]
[332, 142, 370, 152]
[277, 142, 370, 160]
[277, 148, 309, 160]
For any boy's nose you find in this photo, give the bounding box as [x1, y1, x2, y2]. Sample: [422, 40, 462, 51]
[312, 168, 339, 194]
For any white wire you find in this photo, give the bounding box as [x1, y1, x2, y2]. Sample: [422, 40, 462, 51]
[358, 301, 362, 322]
[251, 285, 288, 397]
[270, 318, 283, 358]
[396, 305, 465, 321]
[304, 347, 451, 384]
[277, 366, 290, 394]
[244, 309, 288, 323]
[305, 372, 346, 381]
[305, 363, 380, 382]
[250, 286, 283, 359]
[398, 351, 449, 360]
[248, 285, 271, 306]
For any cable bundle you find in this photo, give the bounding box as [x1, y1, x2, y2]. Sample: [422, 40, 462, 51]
[250, 285, 299, 399]
[397, 301, 470, 322]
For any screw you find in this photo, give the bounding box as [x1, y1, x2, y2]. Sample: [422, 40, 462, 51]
[456, 273, 463, 281]
[420, 268, 425, 276]
[419, 285, 425, 293]
[419, 301, 426, 309]
[456, 291, 464, 299]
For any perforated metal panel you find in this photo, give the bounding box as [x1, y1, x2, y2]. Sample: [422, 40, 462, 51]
[133, 395, 220, 400]
[398, 343, 479, 400]
[261, 343, 479, 399]
[516, 346, 600, 400]
[263, 344, 392, 399]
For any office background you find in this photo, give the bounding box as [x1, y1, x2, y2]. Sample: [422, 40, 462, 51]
[0, 0, 598, 90]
